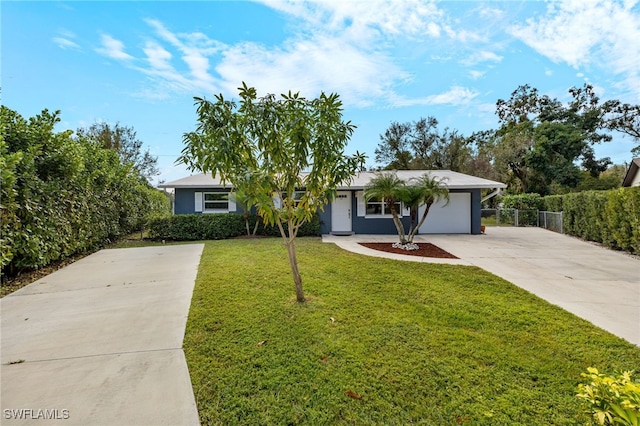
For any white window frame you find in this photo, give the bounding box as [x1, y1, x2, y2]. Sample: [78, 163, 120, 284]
[203, 192, 230, 213]
[365, 197, 403, 218]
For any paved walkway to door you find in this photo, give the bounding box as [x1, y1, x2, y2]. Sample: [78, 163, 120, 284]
[1, 244, 204, 425]
[323, 227, 640, 346]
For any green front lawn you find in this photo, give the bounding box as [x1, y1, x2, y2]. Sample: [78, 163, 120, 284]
[184, 238, 640, 425]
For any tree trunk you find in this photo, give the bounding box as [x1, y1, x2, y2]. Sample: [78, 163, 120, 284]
[389, 205, 407, 244]
[285, 239, 305, 302]
[408, 202, 433, 243]
[252, 219, 259, 236]
[277, 218, 305, 302]
[407, 207, 418, 239]
[243, 212, 250, 236]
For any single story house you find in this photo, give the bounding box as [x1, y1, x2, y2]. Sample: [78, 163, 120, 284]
[622, 158, 640, 187]
[158, 170, 506, 235]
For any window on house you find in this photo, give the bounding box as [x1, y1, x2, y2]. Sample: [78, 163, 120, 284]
[279, 191, 305, 207]
[366, 197, 401, 216]
[203, 192, 229, 211]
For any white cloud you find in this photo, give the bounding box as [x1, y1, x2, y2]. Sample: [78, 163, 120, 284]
[53, 28, 80, 50]
[96, 34, 134, 61]
[478, 6, 505, 19]
[258, 0, 444, 40]
[392, 86, 479, 107]
[216, 35, 408, 107]
[53, 37, 80, 50]
[509, 0, 640, 100]
[469, 70, 485, 80]
[90, 1, 492, 106]
[462, 50, 503, 66]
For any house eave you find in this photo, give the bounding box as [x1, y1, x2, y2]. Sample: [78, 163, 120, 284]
[622, 158, 640, 187]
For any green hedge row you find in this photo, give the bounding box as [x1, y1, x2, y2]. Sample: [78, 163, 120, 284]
[148, 213, 321, 241]
[1, 107, 171, 276]
[543, 187, 640, 253]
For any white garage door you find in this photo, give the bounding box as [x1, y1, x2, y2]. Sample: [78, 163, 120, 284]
[418, 193, 471, 234]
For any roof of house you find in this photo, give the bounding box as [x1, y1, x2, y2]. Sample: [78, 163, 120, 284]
[159, 170, 507, 190]
[622, 158, 640, 187]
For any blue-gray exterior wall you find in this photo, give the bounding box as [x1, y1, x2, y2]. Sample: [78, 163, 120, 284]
[174, 188, 240, 214]
[319, 188, 483, 235]
[175, 186, 482, 235]
[470, 188, 481, 235]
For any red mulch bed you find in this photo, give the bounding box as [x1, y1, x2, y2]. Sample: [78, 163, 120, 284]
[359, 242, 458, 259]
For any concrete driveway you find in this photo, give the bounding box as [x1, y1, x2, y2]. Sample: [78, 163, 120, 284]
[324, 227, 640, 346]
[1, 244, 204, 425]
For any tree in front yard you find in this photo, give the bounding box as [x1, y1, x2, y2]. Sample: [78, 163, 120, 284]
[365, 171, 448, 249]
[179, 83, 366, 302]
[364, 172, 408, 244]
[404, 174, 449, 244]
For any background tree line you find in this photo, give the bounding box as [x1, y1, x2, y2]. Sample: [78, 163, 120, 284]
[375, 84, 639, 196]
[1, 106, 171, 278]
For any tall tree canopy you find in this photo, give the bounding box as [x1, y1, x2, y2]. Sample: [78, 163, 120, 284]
[600, 100, 640, 156]
[374, 83, 639, 195]
[374, 117, 472, 172]
[76, 122, 159, 182]
[493, 84, 615, 194]
[179, 83, 365, 302]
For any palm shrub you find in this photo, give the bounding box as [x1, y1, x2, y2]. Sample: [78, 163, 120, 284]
[404, 174, 449, 243]
[364, 171, 449, 249]
[364, 172, 407, 243]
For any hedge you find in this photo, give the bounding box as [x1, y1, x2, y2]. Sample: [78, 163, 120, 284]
[499, 193, 544, 226]
[543, 187, 640, 254]
[148, 213, 321, 241]
[1, 106, 172, 277]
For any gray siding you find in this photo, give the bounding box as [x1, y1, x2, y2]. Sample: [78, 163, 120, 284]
[174, 188, 240, 214]
[320, 189, 482, 235]
[470, 189, 481, 235]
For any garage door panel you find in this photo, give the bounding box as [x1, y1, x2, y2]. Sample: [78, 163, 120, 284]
[419, 193, 470, 234]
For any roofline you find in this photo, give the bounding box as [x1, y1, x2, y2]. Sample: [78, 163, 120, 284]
[157, 184, 232, 189]
[622, 158, 640, 187]
[158, 171, 507, 190]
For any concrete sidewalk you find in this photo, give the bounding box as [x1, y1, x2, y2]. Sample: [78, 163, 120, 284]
[1, 244, 204, 425]
[324, 228, 640, 346]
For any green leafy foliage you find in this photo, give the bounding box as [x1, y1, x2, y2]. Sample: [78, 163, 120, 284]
[577, 368, 640, 425]
[0, 106, 171, 277]
[543, 187, 640, 253]
[493, 84, 616, 194]
[148, 213, 320, 241]
[499, 193, 543, 226]
[501, 193, 544, 210]
[179, 83, 365, 301]
[364, 171, 449, 245]
[374, 116, 473, 172]
[76, 122, 159, 182]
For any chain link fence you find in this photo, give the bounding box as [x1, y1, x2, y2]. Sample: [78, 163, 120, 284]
[481, 209, 563, 233]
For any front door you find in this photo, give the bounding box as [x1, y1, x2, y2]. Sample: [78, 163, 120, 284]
[331, 191, 352, 233]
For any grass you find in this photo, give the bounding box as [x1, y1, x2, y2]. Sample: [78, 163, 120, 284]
[184, 237, 640, 425]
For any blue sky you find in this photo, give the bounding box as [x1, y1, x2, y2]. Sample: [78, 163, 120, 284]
[3, 0, 639, 185]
